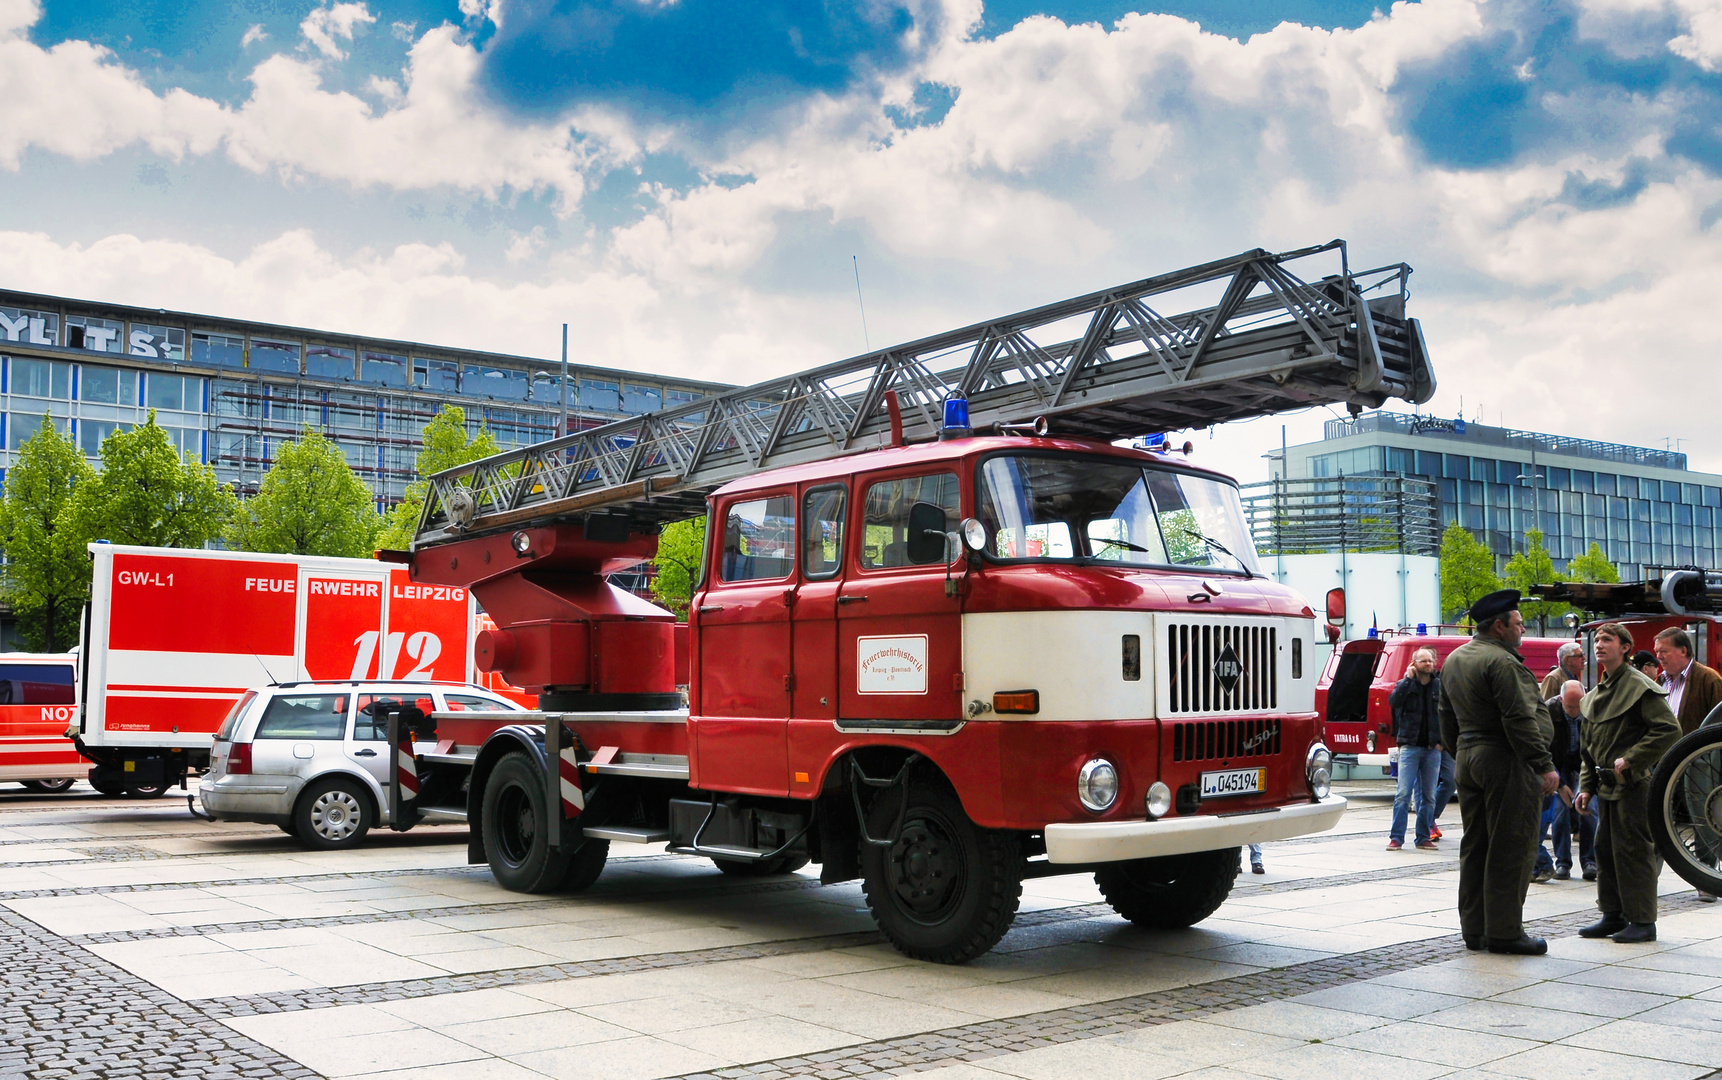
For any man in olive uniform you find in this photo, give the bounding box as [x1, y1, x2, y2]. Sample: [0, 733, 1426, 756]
[1576, 622, 1682, 943]
[1439, 590, 1560, 955]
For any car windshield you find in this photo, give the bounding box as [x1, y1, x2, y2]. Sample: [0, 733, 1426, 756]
[975, 454, 1262, 575]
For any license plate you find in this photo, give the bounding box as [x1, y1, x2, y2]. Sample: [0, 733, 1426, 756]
[1200, 768, 1265, 798]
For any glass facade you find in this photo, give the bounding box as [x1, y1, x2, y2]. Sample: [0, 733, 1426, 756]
[1292, 414, 1722, 579]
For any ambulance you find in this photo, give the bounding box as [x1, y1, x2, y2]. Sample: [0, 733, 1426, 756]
[0, 653, 86, 793]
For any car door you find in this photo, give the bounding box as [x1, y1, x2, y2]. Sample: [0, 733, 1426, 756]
[837, 470, 965, 723]
[693, 491, 796, 794]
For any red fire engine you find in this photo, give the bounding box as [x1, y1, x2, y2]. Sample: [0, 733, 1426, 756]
[370, 242, 1434, 962]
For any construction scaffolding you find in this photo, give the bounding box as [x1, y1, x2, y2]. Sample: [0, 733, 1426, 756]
[1240, 475, 1442, 556]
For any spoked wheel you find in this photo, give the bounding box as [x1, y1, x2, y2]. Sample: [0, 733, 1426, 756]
[294, 777, 372, 850]
[860, 780, 1021, 964]
[1649, 725, 1722, 895]
[482, 752, 574, 893]
[1094, 848, 1241, 929]
[20, 778, 76, 794]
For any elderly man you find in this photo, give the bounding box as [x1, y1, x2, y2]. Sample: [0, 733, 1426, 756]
[1542, 641, 1586, 700]
[1655, 627, 1722, 902]
[1534, 681, 1597, 882]
[1577, 622, 1682, 943]
[1439, 590, 1560, 955]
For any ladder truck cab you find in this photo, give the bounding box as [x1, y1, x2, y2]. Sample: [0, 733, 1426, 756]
[388, 241, 1437, 962]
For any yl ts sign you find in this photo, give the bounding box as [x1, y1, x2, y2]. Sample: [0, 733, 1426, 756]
[300, 570, 469, 682]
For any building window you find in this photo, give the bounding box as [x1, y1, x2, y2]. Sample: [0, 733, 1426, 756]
[0, 306, 58, 347]
[65, 316, 124, 353]
[1571, 470, 1593, 494]
[414, 358, 459, 393]
[1619, 475, 1639, 499]
[360, 352, 408, 388]
[80, 419, 130, 456]
[306, 345, 356, 381]
[580, 378, 620, 412]
[666, 388, 703, 408]
[249, 338, 302, 375]
[128, 323, 186, 361]
[145, 373, 200, 412]
[11, 358, 71, 399]
[80, 366, 139, 406]
[1546, 467, 1569, 490]
[622, 384, 663, 413]
[192, 332, 246, 369]
[466, 365, 530, 402]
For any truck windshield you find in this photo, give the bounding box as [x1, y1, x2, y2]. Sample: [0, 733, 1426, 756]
[976, 454, 1262, 575]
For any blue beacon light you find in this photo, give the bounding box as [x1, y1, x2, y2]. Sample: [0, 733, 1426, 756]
[940, 396, 972, 440]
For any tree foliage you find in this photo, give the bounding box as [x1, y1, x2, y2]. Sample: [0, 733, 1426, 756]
[70, 412, 237, 548]
[1568, 542, 1621, 584]
[0, 418, 96, 651]
[227, 428, 380, 558]
[376, 406, 503, 550]
[1439, 521, 1501, 623]
[1503, 528, 1571, 629]
[651, 517, 705, 619]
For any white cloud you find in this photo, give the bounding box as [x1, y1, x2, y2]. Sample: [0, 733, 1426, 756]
[300, 2, 376, 61]
[241, 24, 268, 48]
[1578, 0, 1722, 69]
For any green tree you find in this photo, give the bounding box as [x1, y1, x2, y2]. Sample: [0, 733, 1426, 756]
[651, 517, 705, 619]
[0, 418, 96, 651]
[1439, 521, 1501, 623]
[376, 405, 503, 550]
[1568, 542, 1621, 584]
[227, 428, 380, 558]
[1503, 528, 1570, 631]
[71, 411, 237, 548]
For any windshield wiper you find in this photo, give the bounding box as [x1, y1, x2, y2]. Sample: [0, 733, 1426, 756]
[1093, 537, 1151, 555]
[1195, 532, 1254, 578]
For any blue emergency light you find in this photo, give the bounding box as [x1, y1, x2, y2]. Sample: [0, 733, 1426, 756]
[1417, 623, 1428, 634]
[1367, 627, 1379, 639]
[940, 396, 972, 440]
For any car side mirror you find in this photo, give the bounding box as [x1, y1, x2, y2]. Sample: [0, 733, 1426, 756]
[1325, 587, 1346, 627]
[906, 501, 949, 565]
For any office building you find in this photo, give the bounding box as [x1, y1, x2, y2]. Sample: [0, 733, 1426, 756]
[0, 288, 734, 504]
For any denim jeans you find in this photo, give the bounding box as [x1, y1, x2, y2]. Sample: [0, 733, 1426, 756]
[1433, 750, 1456, 821]
[1391, 744, 1441, 844]
[1535, 770, 1597, 873]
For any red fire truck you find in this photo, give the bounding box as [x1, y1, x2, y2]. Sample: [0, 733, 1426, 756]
[360, 242, 1435, 962]
[72, 544, 478, 796]
[1318, 623, 1569, 765]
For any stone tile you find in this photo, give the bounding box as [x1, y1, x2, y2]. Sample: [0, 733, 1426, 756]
[975, 1040, 1187, 1080]
[1330, 1019, 1540, 1067]
[270, 1028, 488, 1077]
[1374, 963, 1548, 999]
[343, 1059, 547, 1080]
[1420, 999, 1607, 1041]
[659, 1014, 863, 1062]
[1102, 1019, 1303, 1064]
[1582, 964, 1721, 997]
[1475, 1041, 1711, 1080]
[1562, 1017, 1722, 1066]
[1290, 981, 1468, 1019]
[1203, 1000, 1389, 1041]
[579, 992, 770, 1035]
[511, 1035, 728, 1080]
[1228, 1040, 1452, 1080]
[443, 1010, 637, 1055]
[223, 1003, 416, 1044]
[1492, 979, 1671, 1018]
[373, 987, 558, 1024]
[1629, 996, 1722, 1032]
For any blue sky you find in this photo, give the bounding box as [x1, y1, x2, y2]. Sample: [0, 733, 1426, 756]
[3, 0, 1721, 478]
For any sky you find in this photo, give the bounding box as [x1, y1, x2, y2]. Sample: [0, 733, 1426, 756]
[3, 0, 1721, 486]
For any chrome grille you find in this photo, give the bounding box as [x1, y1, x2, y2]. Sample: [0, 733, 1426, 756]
[1164, 622, 1278, 715]
[1170, 718, 1283, 762]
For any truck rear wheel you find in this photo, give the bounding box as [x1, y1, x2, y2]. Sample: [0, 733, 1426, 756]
[1094, 848, 1240, 929]
[860, 780, 1022, 964]
[482, 752, 574, 894]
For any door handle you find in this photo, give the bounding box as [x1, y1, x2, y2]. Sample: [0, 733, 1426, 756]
[698, 604, 724, 614]
[354, 748, 378, 757]
[838, 595, 869, 605]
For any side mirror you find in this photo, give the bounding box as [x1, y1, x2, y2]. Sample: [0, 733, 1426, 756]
[906, 501, 950, 565]
[1325, 587, 1346, 627]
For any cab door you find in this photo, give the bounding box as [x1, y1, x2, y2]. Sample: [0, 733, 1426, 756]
[693, 492, 796, 795]
[837, 470, 965, 723]
[791, 483, 847, 723]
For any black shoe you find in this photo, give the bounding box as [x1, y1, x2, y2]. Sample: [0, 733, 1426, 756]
[1487, 935, 1548, 955]
[1464, 934, 1485, 951]
[1612, 923, 1656, 944]
[1251, 862, 1265, 874]
[1554, 867, 1571, 881]
[1698, 891, 1717, 903]
[1532, 867, 1553, 884]
[1580, 916, 1628, 938]
[1582, 864, 1598, 881]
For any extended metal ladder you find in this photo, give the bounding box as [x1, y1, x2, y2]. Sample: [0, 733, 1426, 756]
[413, 239, 1434, 545]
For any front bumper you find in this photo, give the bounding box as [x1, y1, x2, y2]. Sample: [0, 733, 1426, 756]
[1043, 795, 1347, 864]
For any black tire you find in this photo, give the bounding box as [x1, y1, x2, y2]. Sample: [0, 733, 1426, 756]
[860, 779, 1022, 964]
[560, 838, 610, 893]
[90, 773, 127, 797]
[1649, 725, 1722, 895]
[277, 823, 299, 836]
[712, 851, 811, 876]
[293, 776, 373, 850]
[21, 778, 76, 794]
[1094, 848, 1240, 929]
[481, 752, 573, 893]
[126, 783, 167, 799]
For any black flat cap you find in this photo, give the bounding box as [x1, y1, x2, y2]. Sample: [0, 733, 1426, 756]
[1470, 589, 1520, 623]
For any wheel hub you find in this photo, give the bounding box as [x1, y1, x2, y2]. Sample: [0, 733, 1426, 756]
[311, 791, 361, 840]
[889, 818, 962, 919]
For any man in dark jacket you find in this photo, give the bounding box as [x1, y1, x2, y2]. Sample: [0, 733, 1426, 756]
[1387, 647, 1442, 851]
[1577, 621, 1682, 943]
[1439, 590, 1560, 955]
[1534, 681, 1596, 881]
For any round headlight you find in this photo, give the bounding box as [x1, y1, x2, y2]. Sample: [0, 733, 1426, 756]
[1078, 758, 1119, 813]
[1307, 743, 1334, 800]
[511, 530, 532, 556]
[1146, 780, 1172, 819]
[961, 517, 988, 552]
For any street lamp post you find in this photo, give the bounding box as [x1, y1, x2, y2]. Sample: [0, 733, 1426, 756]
[560, 323, 569, 438]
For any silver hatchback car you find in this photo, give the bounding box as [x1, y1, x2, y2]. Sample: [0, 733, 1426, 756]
[200, 680, 524, 849]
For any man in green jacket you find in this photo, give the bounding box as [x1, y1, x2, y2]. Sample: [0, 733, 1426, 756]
[1439, 590, 1561, 955]
[1576, 621, 1682, 943]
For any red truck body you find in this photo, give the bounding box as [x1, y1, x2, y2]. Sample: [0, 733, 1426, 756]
[1317, 631, 1570, 764]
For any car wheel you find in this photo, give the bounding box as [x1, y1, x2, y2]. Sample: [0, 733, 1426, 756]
[20, 778, 76, 794]
[294, 777, 373, 850]
[125, 783, 168, 799]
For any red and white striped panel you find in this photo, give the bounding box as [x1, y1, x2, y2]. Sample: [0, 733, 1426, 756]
[396, 744, 419, 801]
[558, 744, 584, 819]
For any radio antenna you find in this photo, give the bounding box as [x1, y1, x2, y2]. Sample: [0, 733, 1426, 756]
[852, 255, 871, 352]
[254, 654, 282, 686]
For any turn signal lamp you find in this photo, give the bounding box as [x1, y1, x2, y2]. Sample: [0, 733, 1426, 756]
[227, 742, 252, 775]
[1146, 781, 1172, 820]
[992, 690, 1039, 714]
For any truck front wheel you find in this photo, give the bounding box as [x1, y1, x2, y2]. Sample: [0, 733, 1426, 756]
[1094, 849, 1240, 929]
[860, 781, 1022, 964]
[482, 752, 574, 894]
